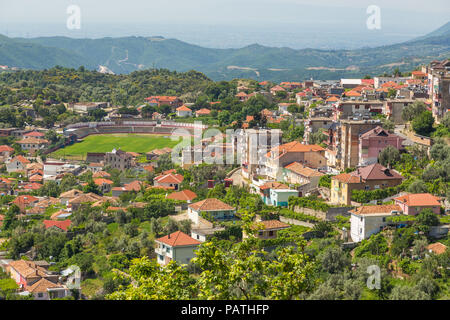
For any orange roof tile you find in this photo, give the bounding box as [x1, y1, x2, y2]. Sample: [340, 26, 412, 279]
[350, 204, 402, 216]
[166, 189, 197, 202]
[394, 193, 441, 207]
[43, 220, 72, 231]
[0, 145, 14, 152]
[427, 242, 447, 255]
[188, 198, 235, 212]
[176, 105, 192, 112]
[156, 231, 201, 247]
[267, 141, 324, 158]
[284, 162, 324, 178]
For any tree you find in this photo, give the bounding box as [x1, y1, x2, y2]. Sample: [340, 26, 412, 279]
[106, 257, 195, 300]
[407, 179, 429, 194]
[318, 246, 350, 274]
[390, 285, 430, 300]
[412, 111, 434, 136]
[378, 145, 400, 167]
[382, 119, 395, 132]
[415, 208, 439, 233]
[39, 181, 61, 197]
[83, 179, 100, 195]
[309, 130, 326, 145]
[402, 101, 427, 122]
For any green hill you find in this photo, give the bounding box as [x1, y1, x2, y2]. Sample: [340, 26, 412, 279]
[1, 21, 450, 81]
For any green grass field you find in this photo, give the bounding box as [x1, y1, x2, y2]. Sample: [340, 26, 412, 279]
[50, 134, 180, 160]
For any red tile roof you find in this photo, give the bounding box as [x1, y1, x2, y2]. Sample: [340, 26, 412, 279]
[176, 105, 192, 112]
[0, 145, 14, 152]
[353, 163, 403, 181]
[259, 181, 289, 190]
[156, 231, 201, 247]
[93, 171, 111, 178]
[24, 131, 45, 138]
[284, 162, 324, 178]
[43, 220, 72, 231]
[154, 173, 184, 184]
[94, 178, 113, 185]
[254, 220, 290, 230]
[189, 198, 235, 212]
[267, 141, 324, 158]
[12, 195, 39, 206]
[350, 204, 402, 216]
[427, 242, 447, 255]
[196, 108, 211, 115]
[166, 189, 198, 202]
[11, 155, 30, 164]
[394, 193, 441, 207]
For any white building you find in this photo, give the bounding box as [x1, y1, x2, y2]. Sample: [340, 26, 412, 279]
[176, 105, 193, 117]
[350, 204, 402, 242]
[155, 231, 201, 266]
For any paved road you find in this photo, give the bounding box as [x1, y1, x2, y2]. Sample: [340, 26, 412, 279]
[230, 168, 247, 187]
[394, 125, 415, 146]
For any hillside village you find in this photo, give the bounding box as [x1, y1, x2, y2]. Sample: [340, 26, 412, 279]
[0, 59, 449, 300]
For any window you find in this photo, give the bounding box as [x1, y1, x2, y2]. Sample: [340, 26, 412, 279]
[269, 231, 274, 236]
[38, 292, 43, 298]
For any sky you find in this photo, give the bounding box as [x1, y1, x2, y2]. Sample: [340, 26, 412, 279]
[0, 0, 449, 49]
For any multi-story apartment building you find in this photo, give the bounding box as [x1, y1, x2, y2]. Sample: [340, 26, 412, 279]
[358, 126, 404, 166]
[374, 76, 410, 89]
[334, 100, 384, 120]
[383, 99, 414, 124]
[265, 141, 326, 180]
[238, 128, 282, 179]
[105, 148, 133, 171]
[426, 59, 450, 122]
[326, 119, 381, 170]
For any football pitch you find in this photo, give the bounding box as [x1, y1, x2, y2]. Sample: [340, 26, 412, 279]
[50, 134, 181, 160]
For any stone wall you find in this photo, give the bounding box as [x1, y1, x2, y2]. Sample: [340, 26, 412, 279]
[292, 205, 353, 221]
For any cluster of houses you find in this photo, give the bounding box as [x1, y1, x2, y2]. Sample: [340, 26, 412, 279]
[0, 61, 449, 299]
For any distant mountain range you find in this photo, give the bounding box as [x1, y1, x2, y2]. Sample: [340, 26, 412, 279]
[0, 22, 449, 82]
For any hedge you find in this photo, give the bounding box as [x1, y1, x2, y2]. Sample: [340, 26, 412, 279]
[278, 208, 321, 223]
[288, 196, 331, 212]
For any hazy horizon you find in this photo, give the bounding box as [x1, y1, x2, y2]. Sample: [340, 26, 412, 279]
[1, 0, 449, 49]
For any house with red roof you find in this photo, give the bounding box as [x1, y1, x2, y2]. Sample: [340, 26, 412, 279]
[18, 182, 43, 192]
[154, 173, 184, 191]
[6, 155, 30, 173]
[331, 163, 404, 205]
[350, 204, 403, 242]
[245, 218, 290, 240]
[166, 189, 197, 203]
[188, 198, 235, 224]
[394, 193, 441, 216]
[111, 180, 144, 197]
[16, 137, 49, 152]
[12, 195, 39, 213]
[359, 126, 405, 166]
[270, 85, 286, 96]
[155, 231, 201, 266]
[43, 220, 72, 231]
[195, 108, 211, 117]
[94, 178, 114, 193]
[144, 96, 182, 108]
[0, 145, 14, 157]
[176, 105, 193, 117]
[6, 260, 70, 300]
[235, 91, 249, 102]
[23, 131, 45, 139]
[265, 141, 326, 179]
